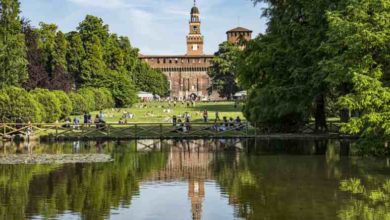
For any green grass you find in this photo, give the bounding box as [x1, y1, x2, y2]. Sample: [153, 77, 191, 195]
[73, 101, 245, 123]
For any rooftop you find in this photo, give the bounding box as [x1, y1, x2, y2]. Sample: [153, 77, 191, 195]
[226, 27, 253, 33]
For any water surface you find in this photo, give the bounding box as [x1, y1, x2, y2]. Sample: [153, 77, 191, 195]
[0, 139, 389, 220]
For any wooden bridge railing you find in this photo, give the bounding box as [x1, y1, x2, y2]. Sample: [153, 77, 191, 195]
[0, 120, 342, 140]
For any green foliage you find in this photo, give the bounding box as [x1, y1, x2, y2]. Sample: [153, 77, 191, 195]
[68, 92, 87, 115]
[31, 88, 62, 123]
[0, 86, 43, 122]
[209, 41, 242, 99]
[322, 0, 390, 148]
[238, 0, 336, 131]
[0, 0, 28, 87]
[339, 178, 390, 219]
[52, 90, 73, 119]
[77, 87, 96, 112]
[89, 87, 114, 111]
[133, 62, 169, 96]
[340, 178, 365, 194]
[66, 31, 85, 87]
[38, 22, 58, 74]
[53, 31, 67, 71]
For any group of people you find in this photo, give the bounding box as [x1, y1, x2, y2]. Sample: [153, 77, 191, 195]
[212, 116, 244, 132]
[65, 111, 106, 129]
[172, 112, 191, 132]
[171, 110, 244, 133]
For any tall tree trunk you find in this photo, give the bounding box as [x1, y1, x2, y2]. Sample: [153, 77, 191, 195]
[315, 94, 327, 132]
[340, 83, 350, 123]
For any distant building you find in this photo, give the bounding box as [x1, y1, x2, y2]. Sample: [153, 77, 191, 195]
[226, 27, 253, 44]
[140, 1, 253, 100]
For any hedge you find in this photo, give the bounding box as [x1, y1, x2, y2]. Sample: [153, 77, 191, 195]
[31, 89, 62, 123]
[0, 87, 43, 122]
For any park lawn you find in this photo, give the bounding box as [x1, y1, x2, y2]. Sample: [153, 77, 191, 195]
[73, 101, 246, 124]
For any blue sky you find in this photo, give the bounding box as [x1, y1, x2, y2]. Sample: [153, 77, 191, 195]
[19, 0, 267, 55]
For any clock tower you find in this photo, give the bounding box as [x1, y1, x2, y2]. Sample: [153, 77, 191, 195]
[186, 0, 204, 56]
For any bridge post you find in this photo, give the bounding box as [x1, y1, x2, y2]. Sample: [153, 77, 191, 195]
[160, 124, 163, 139]
[107, 124, 111, 137]
[134, 124, 138, 138]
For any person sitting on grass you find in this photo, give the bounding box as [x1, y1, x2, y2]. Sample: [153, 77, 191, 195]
[172, 115, 177, 127]
[223, 117, 228, 127]
[174, 119, 186, 132]
[219, 123, 227, 132]
[229, 117, 235, 128]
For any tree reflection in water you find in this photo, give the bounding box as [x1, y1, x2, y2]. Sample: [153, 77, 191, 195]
[0, 139, 389, 220]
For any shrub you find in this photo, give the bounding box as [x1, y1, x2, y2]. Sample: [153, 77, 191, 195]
[78, 88, 96, 112]
[0, 86, 43, 122]
[31, 89, 62, 123]
[84, 71, 137, 107]
[107, 73, 137, 107]
[91, 88, 115, 110]
[52, 90, 73, 119]
[69, 92, 88, 115]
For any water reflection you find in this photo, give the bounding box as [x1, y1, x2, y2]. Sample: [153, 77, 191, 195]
[0, 139, 389, 220]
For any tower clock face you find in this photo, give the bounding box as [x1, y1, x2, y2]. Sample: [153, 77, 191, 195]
[192, 44, 198, 51]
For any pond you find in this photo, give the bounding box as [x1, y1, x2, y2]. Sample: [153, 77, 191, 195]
[0, 139, 389, 220]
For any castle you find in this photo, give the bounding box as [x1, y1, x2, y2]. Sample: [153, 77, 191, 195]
[140, 1, 252, 100]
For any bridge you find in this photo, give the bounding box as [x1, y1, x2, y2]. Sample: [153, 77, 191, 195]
[0, 121, 342, 141]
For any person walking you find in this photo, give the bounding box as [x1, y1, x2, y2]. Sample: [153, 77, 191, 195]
[215, 111, 220, 121]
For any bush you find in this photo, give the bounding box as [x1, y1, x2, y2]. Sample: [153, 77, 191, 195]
[69, 92, 88, 115]
[107, 73, 137, 107]
[0, 86, 43, 122]
[52, 90, 73, 119]
[90, 88, 115, 110]
[78, 88, 96, 112]
[84, 71, 137, 107]
[31, 89, 62, 123]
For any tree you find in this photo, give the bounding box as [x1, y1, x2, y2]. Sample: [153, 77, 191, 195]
[238, 0, 341, 131]
[37, 22, 57, 76]
[84, 70, 137, 107]
[321, 0, 390, 150]
[80, 35, 106, 84]
[77, 15, 109, 46]
[21, 20, 49, 90]
[209, 41, 241, 99]
[133, 62, 169, 96]
[0, 0, 28, 87]
[66, 31, 85, 88]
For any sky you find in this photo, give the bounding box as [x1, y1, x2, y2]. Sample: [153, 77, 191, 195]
[19, 0, 268, 55]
